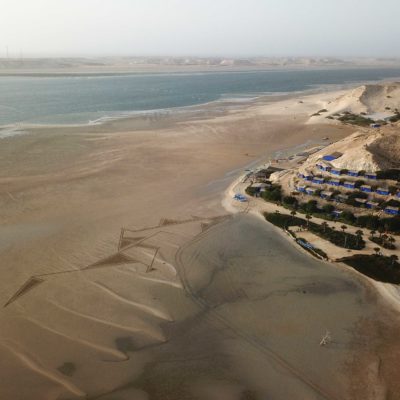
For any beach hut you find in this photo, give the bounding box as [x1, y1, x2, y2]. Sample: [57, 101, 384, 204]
[355, 198, 368, 205]
[306, 187, 317, 195]
[365, 172, 377, 180]
[320, 191, 334, 200]
[336, 194, 349, 203]
[304, 174, 313, 181]
[366, 201, 379, 209]
[347, 170, 359, 177]
[312, 177, 325, 185]
[296, 185, 307, 193]
[330, 168, 341, 176]
[328, 178, 341, 187]
[322, 152, 342, 162]
[384, 206, 399, 215]
[376, 187, 390, 196]
[360, 185, 372, 193]
[343, 181, 356, 189]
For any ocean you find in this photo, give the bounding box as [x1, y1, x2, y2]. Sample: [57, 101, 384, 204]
[1, 68, 400, 127]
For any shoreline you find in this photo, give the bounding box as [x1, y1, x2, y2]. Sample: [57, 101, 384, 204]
[2, 70, 400, 133]
[1, 74, 400, 398]
[222, 145, 400, 315]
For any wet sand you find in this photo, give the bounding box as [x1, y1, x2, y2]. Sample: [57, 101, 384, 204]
[0, 91, 399, 399]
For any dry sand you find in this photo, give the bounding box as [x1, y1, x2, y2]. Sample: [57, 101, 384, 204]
[0, 91, 399, 399]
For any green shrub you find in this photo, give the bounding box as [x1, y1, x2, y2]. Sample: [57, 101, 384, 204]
[340, 255, 400, 284]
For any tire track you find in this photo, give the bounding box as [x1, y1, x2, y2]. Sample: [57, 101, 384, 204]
[174, 219, 339, 400]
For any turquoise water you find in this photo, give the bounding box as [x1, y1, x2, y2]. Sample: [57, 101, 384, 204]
[1, 68, 400, 126]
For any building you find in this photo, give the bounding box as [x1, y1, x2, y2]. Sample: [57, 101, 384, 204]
[312, 177, 325, 185]
[360, 185, 373, 193]
[322, 152, 343, 162]
[366, 201, 379, 209]
[328, 178, 341, 187]
[376, 187, 390, 196]
[343, 181, 356, 189]
[320, 191, 334, 200]
[336, 194, 349, 203]
[304, 174, 313, 181]
[306, 187, 317, 195]
[355, 198, 368, 205]
[296, 185, 307, 193]
[330, 168, 342, 176]
[385, 206, 399, 215]
[365, 172, 377, 180]
[347, 170, 359, 177]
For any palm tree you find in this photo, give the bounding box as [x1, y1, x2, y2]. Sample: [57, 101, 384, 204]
[290, 210, 297, 219]
[341, 225, 348, 247]
[390, 254, 399, 266]
[370, 230, 376, 238]
[355, 229, 363, 247]
[389, 236, 396, 247]
[373, 247, 381, 256]
[305, 214, 312, 229]
[321, 221, 329, 233]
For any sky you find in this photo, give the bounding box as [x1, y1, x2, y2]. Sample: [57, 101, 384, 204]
[1, 0, 399, 58]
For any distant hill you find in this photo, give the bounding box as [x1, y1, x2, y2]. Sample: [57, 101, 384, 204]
[1, 56, 400, 75]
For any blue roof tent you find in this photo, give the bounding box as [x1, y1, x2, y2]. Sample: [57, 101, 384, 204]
[328, 178, 341, 186]
[397, 192, 400, 198]
[306, 187, 316, 195]
[376, 187, 390, 196]
[365, 172, 377, 180]
[343, 181, 356, 189]
[323, 152, 343, 162]
[330, 168, 341, 176]
[360, 185, 372, 193]
[312, 177, 324, 185]
[366, 201, 379, 209]
[347, 170, 359, 177]
[296, 185, 306, 192]
[385, 206, 399, 215]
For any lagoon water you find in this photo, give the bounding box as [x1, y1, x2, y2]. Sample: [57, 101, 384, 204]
[1, 68, 400, 126]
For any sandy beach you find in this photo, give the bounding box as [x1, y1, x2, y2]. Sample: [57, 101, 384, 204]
[1, 89, 400, 399]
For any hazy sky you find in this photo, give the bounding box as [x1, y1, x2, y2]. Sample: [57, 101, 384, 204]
[1, 0, 399, 58]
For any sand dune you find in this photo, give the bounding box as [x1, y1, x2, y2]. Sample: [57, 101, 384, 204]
[309, 82, 400, 123]
[0, 339, 86, 398]
[91, 281, 174, 321]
